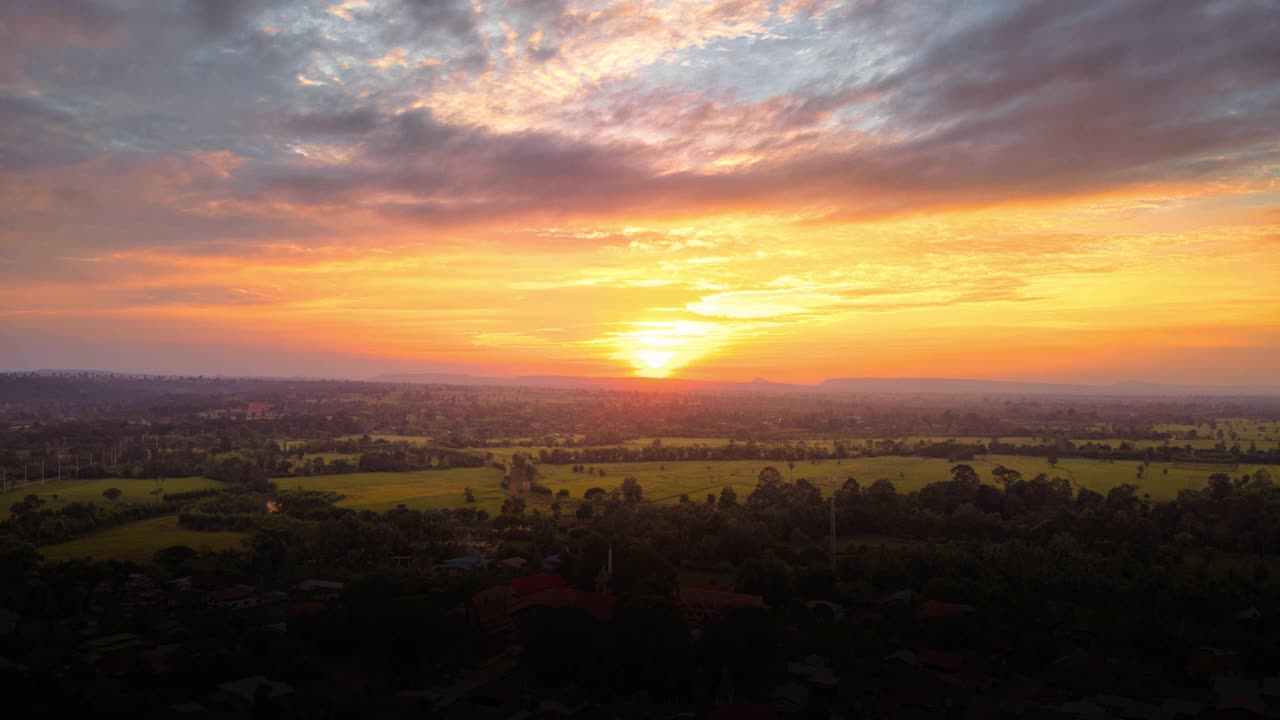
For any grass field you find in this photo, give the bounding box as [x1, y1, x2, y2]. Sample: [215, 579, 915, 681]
[283, 466, 507, 513]
[39, 515, 249, 564]
[524, 454, 1247, 505]
[4, 476, 225, 516]
[270, 453, 1272, 516]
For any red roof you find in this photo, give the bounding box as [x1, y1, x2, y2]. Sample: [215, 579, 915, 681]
[290, 602, 325, 616]
[511, 573, 567, 598]
[689, 583, 735, 593]
[574, 591, 615, 620]
[917, 648, 963, 672]
[920, 600, 973, 619]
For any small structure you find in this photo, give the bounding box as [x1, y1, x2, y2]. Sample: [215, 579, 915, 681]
[245, 403, 275, 419]
[919, 600, 973, 620]
[470, 585, 517, 635]
[679, 583, 765, 625]
[207, 585, 257, 610]
[216, 676, 293, 714]
[496, 557, 528, 570]
[435, 556, 489, 575]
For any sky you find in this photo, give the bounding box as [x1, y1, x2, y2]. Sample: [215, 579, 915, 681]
[1, 0, 1277, 384]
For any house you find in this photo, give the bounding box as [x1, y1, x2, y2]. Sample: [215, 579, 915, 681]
[216, 676, 293, 714]
[679, 583, 765, 625]
[918, 649, 964, 674]
[298, 578, 344, 592]
[470, 585, 516, 635]
[471, 572, 616, 632]
[919, 600, 974, 620]
[787, 655, 839, 689]
[245, 403, 275, 419]
[435, 556, 489, 575]
[496, 557, 528, 570]
[207, 585, 257, 610]
[573, 591, 615, 620]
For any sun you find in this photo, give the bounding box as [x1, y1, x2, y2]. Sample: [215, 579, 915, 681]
[633, 349, 677, 377]
[607, 320, 731, 379]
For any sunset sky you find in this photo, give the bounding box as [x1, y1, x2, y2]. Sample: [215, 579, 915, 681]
[1, 0, 1277, 383]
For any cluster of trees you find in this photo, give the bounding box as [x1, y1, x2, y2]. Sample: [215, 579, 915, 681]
[4, 492, 178, 544]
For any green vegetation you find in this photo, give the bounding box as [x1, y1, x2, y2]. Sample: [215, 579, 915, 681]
[273, 454, 1260, 519]
[4, 476, 224, 516]
[286, 466, 506, 513]
[38, 514, 248, 563]
[519, 454, 1240, 505]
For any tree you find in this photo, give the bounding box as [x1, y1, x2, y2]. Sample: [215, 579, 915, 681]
[950, 464, 980, 486]
[464, 486, 476, 503]
[575, 501, 594, 520]
[757, 466, 785, 486]
[679, 493, 690, 503]
[750, 467, 787, 507]
[501, 496, 527, 517]
[0, 536, 41, 584]
[991, 465, 1022, 491]
[584, 487, 607, 501]
[153, 544, 198, 568]
[102, 487, 122, 502]
[621, 476, 643, 503]
[718, 486, 738, 509]
[1208, 473, 1233, 500]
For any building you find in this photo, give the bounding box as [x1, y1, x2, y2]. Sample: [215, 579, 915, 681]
[679, 583, 765, 625]
[207, 585, 257, 610]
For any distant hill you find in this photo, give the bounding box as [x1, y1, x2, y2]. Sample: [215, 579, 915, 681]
[373, 373, 1280, 397]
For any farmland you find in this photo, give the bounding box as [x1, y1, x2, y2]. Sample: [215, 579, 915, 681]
[38, 514, 248, 564]
[277, 453, 1261, 515]
[4, 476, 225, 516]
[285, 466, 506, 513]
[523, 454, 1249, 504]
[12, 452, 1271, 560]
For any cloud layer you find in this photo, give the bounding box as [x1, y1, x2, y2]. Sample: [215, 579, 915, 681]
[1, 0, 1277, 381]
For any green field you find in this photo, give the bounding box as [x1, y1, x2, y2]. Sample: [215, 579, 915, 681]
[39, 514, 249, 564]
[284, 466, 507, 513]
[524, 454, 1255, 505]
[274, 454, 1272, 515]
[4, 476, 225, 516]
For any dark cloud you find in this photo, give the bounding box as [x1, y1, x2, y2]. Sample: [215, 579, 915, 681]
[389, 0, 484, 47]
[187, 0, 277, 35]
[1, 0, 1277, 256]
[0, 94, 96, 170]
[288, 107, 382, 135]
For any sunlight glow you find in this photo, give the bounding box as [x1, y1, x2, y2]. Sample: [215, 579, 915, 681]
[607, 320, 734, 378]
